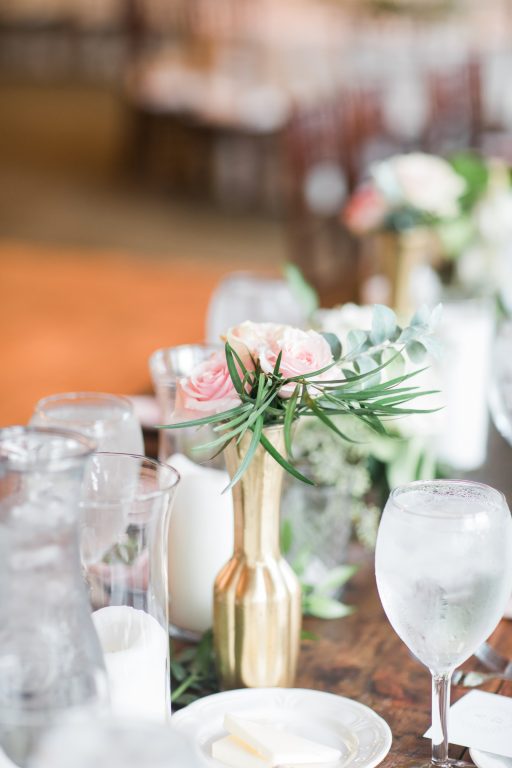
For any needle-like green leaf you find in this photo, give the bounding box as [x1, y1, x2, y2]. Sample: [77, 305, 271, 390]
[260, 432, 315, 485]
[284, 384, 300, 457]
[225, 415, 264, 491]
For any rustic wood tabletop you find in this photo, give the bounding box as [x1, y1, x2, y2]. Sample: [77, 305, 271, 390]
[146, 421, 512, 766]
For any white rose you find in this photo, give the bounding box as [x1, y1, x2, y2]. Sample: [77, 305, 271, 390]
[372, 153, 466, 218]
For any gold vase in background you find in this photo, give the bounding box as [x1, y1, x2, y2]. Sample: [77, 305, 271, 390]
[213, 425, 302, 690]
[365, 227, 441, 318]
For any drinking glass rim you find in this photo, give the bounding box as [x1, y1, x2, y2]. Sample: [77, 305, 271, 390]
[0, 426, 96, 472]
[84, 451, 180, 504]
[390, 478, 507, 517]
[149, 343, 222, 364]
[33, 392, 135, 426]
[149, 343, 223, 381]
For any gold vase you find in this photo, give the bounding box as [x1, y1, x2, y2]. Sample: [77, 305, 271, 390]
[213, 425, 302, 690]
[366, 227, 441, 319]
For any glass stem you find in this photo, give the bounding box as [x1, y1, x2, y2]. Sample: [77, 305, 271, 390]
[431, 671, 451, 766]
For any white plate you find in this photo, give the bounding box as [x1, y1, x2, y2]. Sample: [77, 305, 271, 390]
[171, 687, 392, 768]
[470, 750, 512, 768]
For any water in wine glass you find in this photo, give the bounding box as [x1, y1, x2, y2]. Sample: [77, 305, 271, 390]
[376, 488, 512, 673]
[376, 480, 512, 768]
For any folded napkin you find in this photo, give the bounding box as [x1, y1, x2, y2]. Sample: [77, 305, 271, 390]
[424, 690, 512, 758]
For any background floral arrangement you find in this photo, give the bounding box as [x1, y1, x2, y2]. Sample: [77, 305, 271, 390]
[342, 150, 512, 306]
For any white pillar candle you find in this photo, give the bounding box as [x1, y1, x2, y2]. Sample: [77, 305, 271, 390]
[435, 299, 494, 471]
[92, 606, 168, 722]
[167, 454, 234, 635]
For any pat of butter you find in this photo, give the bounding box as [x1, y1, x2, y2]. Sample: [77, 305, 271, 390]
[212, 735, 272, 768]
[224, 713, 341, 765]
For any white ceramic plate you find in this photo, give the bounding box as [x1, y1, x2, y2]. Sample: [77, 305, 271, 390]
[171, 687, 392, 768]
[470, 750, 512, 768]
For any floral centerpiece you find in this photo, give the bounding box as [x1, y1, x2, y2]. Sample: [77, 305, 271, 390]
[342, 152, 468, 314]
[343, 152, 467, 236]
[167, 308, 438, 484]
[342, 151, 512, 313]
[162, 307, 438, 690]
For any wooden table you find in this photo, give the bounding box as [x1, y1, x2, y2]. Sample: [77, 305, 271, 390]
[146, 423, 512, 766]
[295, 425, 512, 767]
[297, 548, 512, 767]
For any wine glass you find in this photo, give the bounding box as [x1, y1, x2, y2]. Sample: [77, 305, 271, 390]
[375, 480, 512, 767]
[29, 393, 144, 454]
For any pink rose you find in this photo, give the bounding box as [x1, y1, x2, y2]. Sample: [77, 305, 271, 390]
[342, 182, 389, 235]
[174, 350, 242, 418]
[259, 327, 335, 398]
[226, 321, 287, 364]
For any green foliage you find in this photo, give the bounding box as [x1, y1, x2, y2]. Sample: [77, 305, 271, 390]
[170, 630, 217, 708]
[282, 262, 319, 317]
[449, 151, 489, 213]
[160, 305, 441, 487]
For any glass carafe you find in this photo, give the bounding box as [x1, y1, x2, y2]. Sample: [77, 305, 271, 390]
[0, 427, 107, 767]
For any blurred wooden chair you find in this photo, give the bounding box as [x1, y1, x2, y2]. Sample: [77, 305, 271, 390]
[424, 56, 482, 153]
[283, 96, 361, 307]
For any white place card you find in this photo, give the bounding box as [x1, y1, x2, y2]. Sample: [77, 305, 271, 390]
[424, 690, 512, 758]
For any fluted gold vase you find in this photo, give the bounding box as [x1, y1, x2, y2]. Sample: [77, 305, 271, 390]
[213, 425, 302, 690]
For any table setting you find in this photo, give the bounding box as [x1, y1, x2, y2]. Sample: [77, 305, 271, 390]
[2, 292, 512, 768]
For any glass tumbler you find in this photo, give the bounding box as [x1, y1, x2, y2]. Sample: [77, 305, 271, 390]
[80, 453, 179, 722]
[149, 345, 234, 639]
[0, 427, 107, 767]
[30, 393, 144, 454]
[205, 271, 308, 344]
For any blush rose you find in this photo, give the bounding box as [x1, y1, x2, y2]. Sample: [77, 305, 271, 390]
[258, 327, 335, 398]
[174, 350, 243, 418]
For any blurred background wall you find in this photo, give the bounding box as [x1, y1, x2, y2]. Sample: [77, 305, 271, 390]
[1, 0, 512, 423]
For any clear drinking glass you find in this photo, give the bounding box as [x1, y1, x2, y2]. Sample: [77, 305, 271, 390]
[205, 271, 308, 344]
[0, 427, 108, 767]
[149, 345, 234, 640]
[80, 453, 179, 722]
[30, 393, 144, 455]
[375, 480, 512, 768]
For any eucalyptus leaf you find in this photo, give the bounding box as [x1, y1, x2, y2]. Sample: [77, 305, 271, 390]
[410, 304, 431, 329]
[317, 565, 359, 595]
[304, 595, 355, 619]
[370, 304, 397, 345]
[320, 332, 342, 361]
[347, 329, 368, 354]
[406, 340, 428, 364]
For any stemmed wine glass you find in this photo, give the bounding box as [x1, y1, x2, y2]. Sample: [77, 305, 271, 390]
[375, 480, 512, 767]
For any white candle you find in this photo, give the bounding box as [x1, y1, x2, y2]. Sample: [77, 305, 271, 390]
[434, 299, 494, 471]
[167, 454, 234, 635]
[92, 606, 168, 722]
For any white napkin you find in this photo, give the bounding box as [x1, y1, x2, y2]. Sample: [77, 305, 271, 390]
[424, 690, 512, 758]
